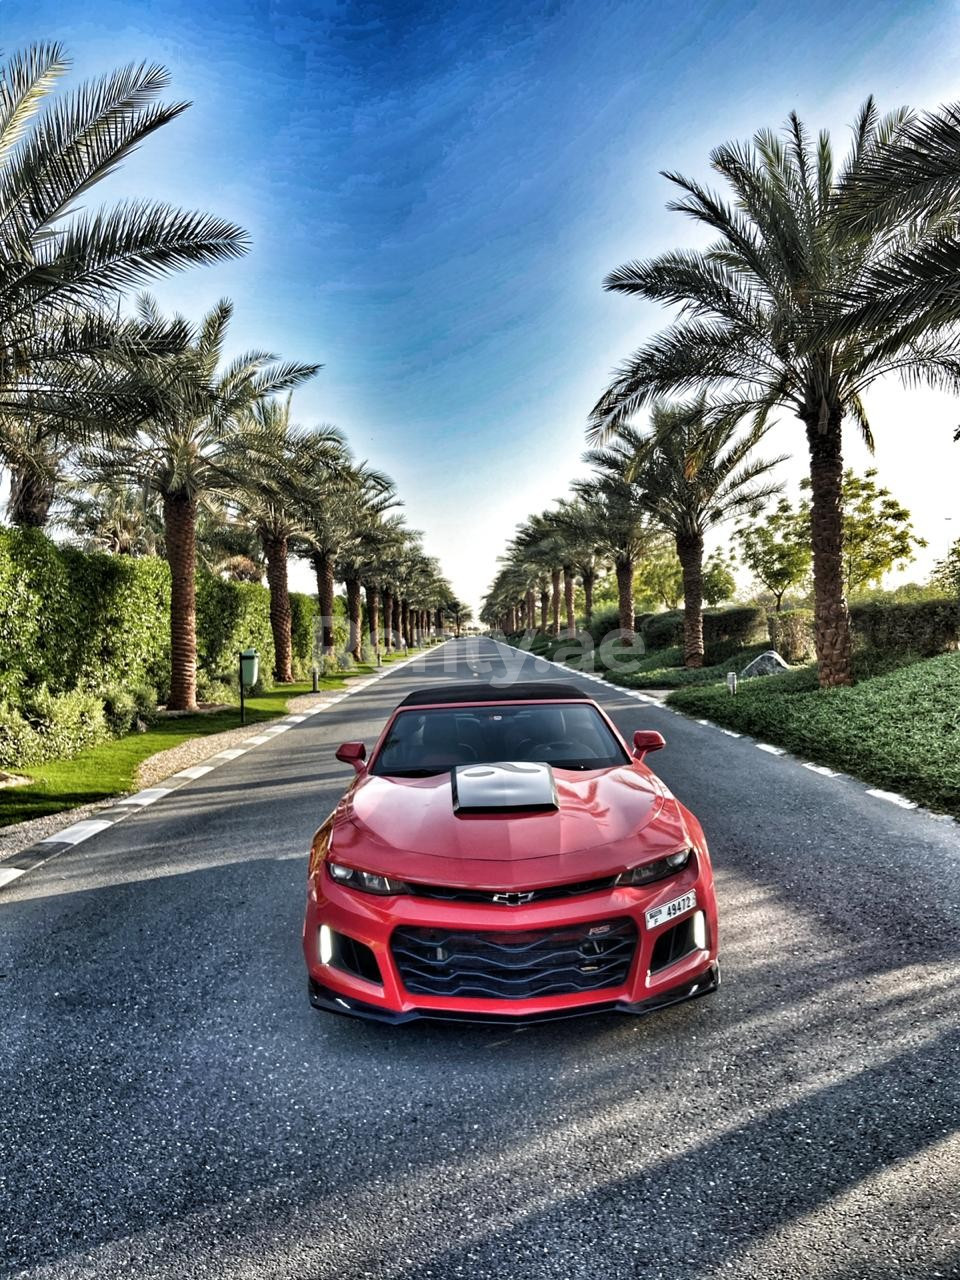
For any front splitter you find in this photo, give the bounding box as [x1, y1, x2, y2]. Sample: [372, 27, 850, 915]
[308, 962, 720, 1026]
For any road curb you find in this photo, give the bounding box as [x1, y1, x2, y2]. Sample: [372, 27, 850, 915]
[0, 644, 442, 893]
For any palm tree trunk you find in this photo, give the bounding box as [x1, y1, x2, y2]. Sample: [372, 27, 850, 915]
[563, 565, 576, 637]
[391, 594, 401, 648]
[582, 569, 595, 625]
[366, 584, 380, 654]
[805, 414, 853, 687]
[263, 534, 293, 682]
[676, 532, 705, 668]
[8, 467, 56, 528]
[346, 576, 363, 663]
[312, 552, 336, 655]
[525, 589, 536, 630]
[615, 557, 635, 639]
[539, 590, 549, 632]
[401, 598, 410, 648]
[551, 568, 561, 634]
[164, 491, 198, 711]
[383, 589, 394, 651]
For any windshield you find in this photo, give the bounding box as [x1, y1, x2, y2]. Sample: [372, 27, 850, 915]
[371, 703, 629, 776]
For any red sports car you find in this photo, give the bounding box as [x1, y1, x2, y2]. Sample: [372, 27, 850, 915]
[303, 682, 719, 1024]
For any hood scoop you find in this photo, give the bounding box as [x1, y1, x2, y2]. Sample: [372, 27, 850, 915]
[452, 762, 558, 815]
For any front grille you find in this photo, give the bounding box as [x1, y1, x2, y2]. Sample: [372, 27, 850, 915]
[391, 918, 637, 1000]
[405, 874, 617, 905]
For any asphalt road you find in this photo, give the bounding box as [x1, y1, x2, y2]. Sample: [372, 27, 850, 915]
[3, 637, 960, 1280]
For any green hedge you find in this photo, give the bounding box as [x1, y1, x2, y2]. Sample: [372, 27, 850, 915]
[196, 575, 275, 692]
[849, 598, 959, 656]
[0, 528, 170, 702]
[768, 609, 816, 662]
[290, 592, 318, 674]
[641, 605, 767, 653]
[0, 528, 304, 767]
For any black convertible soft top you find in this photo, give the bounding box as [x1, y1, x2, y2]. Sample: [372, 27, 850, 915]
[397, 681, 589, 707]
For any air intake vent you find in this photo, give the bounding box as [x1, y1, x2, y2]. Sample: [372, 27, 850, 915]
[391, 918, 637, 1000]
[452, 762, 558, 813]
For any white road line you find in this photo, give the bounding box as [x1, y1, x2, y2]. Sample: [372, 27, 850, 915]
[719, 729, 741, 738]
[867, 788, 917, 809]
[285, 714, 308, 723]
[756, 743, 785, 755]
[40, 818, 115, 845]
[114, 787, 174, 807]
[0, 866, 26, 887]
[803, 762, 840, 778]
[261, 724, 290, 734]
[697, 719, 712, 726]
[211, 748, 248, 761]
[170, 765, 215, 781]
[244, 734, 270, 745]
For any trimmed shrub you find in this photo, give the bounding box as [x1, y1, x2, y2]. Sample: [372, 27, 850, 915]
[702, 606, 768, 650]
[642, 611, 684, 650]
[0, 686, 109, 769]
[850, 598, 960, 656]
[768, 609, 816, 662]
[586, 605, 623, 647]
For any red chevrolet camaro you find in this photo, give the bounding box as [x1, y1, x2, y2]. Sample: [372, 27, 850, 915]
[303, 682, 719, 1024]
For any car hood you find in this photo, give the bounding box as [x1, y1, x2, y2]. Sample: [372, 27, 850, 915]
[331, 765, 692, 888]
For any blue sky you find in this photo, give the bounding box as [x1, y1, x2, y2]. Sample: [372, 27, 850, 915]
[5, 0, 960, 606]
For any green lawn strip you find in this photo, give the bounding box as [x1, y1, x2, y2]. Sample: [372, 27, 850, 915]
[665, 652, 960, 817]
[602, 643, 773, 689]
[0, 653, 424, 831]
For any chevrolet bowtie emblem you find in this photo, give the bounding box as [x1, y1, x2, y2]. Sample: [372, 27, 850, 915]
[491, 891, 536, 906]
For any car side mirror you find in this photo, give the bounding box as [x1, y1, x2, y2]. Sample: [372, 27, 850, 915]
[335, 741, 367, 773]
[633, 730, 665, 759]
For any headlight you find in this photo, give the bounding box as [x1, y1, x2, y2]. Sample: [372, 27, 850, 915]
[326, 861, 411, 895]
[615, 848, 691, 887]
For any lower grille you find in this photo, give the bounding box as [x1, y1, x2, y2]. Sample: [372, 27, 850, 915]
[391, 918, 637, 1000]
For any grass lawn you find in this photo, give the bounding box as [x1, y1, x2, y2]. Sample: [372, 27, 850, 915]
[667, 651, 960, 817]
[0, 648, 420, 830]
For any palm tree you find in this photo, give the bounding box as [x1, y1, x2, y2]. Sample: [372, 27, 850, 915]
[629, 403, 783, 666]
[0, 44, 248, 519]
[228, 398, 345, 681]
[297, 454, 394, 659]
[552, 498, 606, 630]
[337, 486, 402, 663]
[106, 297, 318, 709]
[589, 100, 960, 686]
[59, 477, 162, 555]
[575, 446, 661, 641]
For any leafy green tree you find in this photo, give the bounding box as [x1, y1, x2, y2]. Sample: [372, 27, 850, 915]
[734, 499, 812, 611]
[702, 550, 737, 605]
[589, 99, 960, 686]
[634, 543, 684, 609]
[800, 469, 925, 597]
[932, 539, 960, 596]
[0, 43, 247, 523]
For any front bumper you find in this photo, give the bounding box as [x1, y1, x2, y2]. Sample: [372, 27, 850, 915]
[308, 962, 720, 1025]
[303, 861, 719, 1026]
